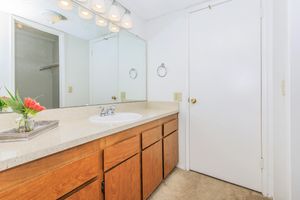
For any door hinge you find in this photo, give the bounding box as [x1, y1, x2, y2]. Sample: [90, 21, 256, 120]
[260, 158, 264, 170]
[101, 180, 105, 193]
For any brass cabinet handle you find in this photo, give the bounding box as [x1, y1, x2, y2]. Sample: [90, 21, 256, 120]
[190, 98, 197, 104]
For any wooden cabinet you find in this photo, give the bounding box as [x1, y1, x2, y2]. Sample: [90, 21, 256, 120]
[142, 141, 163, 200]
[65, 179, 101, 200]
[104, 135, 141, 200]
[0, 114, 178, 200]
[0, 141, 101, 200]
[163, 131, 179, 178]
[105, 154, 141, 200]
[142, 126, 162, 149]
[163, 119, 178, 137]
[104, 135, 140, 171]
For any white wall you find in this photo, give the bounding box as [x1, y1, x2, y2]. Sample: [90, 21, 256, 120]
[0, 12, 11, 95]
[129, 13, 147, 39]
[64, 34, 90, 107]
[146, 11, 188, 169]
[289, 0, 300, 199]
[273, 0, 291, 199]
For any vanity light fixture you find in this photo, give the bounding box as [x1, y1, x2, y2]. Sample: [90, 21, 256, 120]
[78, 6, 93, 19]
[108, 3, 121, 22]
[121, 11, 133, 29]
[109, 22, 120, 33]
[42, 10, 68, 24]
[16, 23, 23, 29]
[57, 0, 73, 10]
[92, 0, 106, 13]
[95, 16, 108, 27]
[60, 0, 133, 32]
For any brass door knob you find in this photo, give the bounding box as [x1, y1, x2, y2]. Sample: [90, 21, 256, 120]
[190, 98, 197, 104]
[112, 96, 117, 100]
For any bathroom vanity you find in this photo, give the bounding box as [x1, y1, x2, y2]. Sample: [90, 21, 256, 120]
[0, 102, 179, 200]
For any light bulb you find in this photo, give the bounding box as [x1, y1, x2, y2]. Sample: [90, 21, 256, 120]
[57, 0, 73, 10]
[95, 16, 107, 27]
[109, 23, 120, 33]
[92, 0, 106, 13]
[108, 4, 121, 21]
[16, 23, 23, 29]
[78, 7, 93, 20]
[121, 13, 133, 29]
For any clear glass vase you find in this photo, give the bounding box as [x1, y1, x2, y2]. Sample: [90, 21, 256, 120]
[16, 115, 35, 133]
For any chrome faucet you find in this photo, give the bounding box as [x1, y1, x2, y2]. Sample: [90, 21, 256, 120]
[99, 105, 116, 117]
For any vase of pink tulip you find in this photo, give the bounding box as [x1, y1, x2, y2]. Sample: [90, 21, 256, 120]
[2, 89, 46, 133]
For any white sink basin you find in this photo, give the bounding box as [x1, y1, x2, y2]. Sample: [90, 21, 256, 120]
[89, 112, 143, 123]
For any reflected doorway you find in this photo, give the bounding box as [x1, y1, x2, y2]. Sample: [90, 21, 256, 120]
[15, 20, 60, 109]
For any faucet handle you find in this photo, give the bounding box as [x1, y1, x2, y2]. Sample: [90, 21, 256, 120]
[108, 105, 116, 115]
[99, 106, 107, 116]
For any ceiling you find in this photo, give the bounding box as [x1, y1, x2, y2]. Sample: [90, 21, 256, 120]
[118, 0, 209, 20]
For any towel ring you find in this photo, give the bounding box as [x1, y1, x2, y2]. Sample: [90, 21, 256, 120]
[157, 63, 167, 78]
[129, 68, 138, 79]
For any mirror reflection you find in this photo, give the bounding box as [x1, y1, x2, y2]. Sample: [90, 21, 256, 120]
[0, 0, 147, 112]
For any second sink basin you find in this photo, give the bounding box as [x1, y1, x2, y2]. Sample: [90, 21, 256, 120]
[89, 112, 143, 123]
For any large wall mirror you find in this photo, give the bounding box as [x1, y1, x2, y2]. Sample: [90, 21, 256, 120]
[0, 0, 147, 112]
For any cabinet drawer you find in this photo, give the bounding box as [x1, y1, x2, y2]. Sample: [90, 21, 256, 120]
[0, 153, 99, 200]
[104, 136, 140, 171]
[65, 179, 101, 200]
[142, 126, 162, 149]
[163, 119, 178, 136]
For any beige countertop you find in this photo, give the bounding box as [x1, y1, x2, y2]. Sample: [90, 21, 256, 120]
[0, 102, 179, 172]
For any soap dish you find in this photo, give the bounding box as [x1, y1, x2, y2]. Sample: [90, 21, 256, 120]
[0, 120, 59, 142]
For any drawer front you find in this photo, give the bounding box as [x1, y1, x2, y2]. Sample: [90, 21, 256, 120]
[104, 136, 140, 171]
[163, 119, 178, 137]
[65, 179, 101, 200]
[0, 153, 99, 200]
[142, 126, 162, 149]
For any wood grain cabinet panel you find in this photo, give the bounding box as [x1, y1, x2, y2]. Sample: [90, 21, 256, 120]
[65, 179, 101, 200]
[163, 119, 178, 137]
[142, 126, 162, 149]
[163, 131, 179, 178]
[142, 141, 163, 200]
[104, 135, 140, 171]
[105, 154, 141, 200]
[0, 153, 99, 200]
[0, 114, 179, 200]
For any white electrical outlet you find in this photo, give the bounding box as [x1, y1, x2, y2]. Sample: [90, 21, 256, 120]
[173, 92, 182, 102]
[281, 80, 286, 97]
[68, 86, 73, 93]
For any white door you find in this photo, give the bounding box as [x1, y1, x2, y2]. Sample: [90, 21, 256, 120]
[90, 35, 119, 104]
[189, 0, 262, 191]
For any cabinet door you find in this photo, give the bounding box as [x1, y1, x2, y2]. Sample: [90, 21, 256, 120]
[163, 131, 179, 178]
[65, 180, 101, 200]
[105, 154, 141, 200]
[142, 140, 163, 200]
